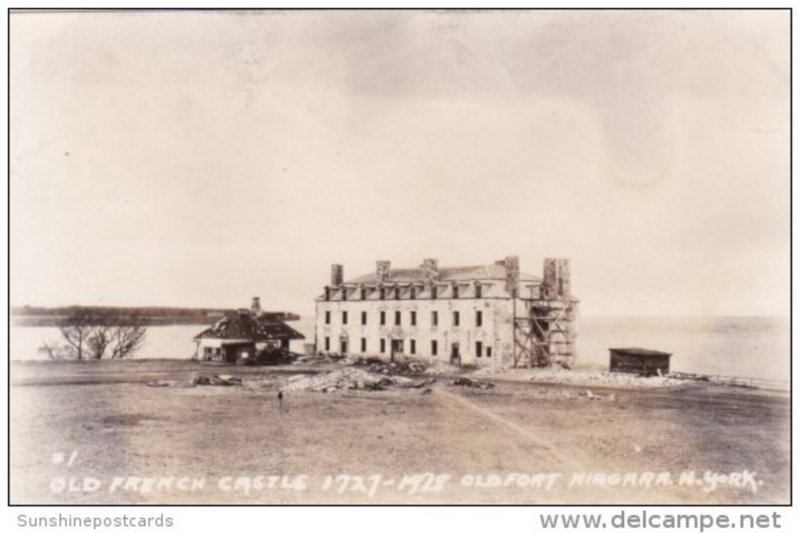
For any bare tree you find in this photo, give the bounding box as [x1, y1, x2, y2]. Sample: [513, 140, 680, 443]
[38, 342, 68, 360]
[108, 316, 147, 359]
[59, 312, 98, 360]
[86, 326, 111, 360]
[41, 312, 148, 361]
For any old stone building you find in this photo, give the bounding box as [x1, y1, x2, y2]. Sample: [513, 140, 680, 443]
[314, 257, 578, 368]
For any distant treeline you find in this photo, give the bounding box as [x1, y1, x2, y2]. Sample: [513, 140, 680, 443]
[12, 305, 301, 327]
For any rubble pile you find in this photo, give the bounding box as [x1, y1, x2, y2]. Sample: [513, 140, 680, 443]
[422, 360, 463, 376]
[350, 358, 427, 375]
[470, 366, 511, 377]
[525, 367, 684, 388]
[282, 367, 426, 393]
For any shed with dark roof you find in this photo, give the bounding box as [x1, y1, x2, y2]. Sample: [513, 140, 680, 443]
[609, 348, 672, 377]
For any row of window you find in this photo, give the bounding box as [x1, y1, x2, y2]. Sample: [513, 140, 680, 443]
[324, 283, 483, 301]
[324, 309, 483, 327]
[322, 337, 493, 358]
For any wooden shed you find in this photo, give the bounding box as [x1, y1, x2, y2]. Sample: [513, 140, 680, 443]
[609, 348, 672, 377]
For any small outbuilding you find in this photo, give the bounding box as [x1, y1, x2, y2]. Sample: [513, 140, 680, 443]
[609, 347, 672, 377]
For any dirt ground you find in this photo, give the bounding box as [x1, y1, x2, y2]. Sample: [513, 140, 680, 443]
[9, 360, 790, 504]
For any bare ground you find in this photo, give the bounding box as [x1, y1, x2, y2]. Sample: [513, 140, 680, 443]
[9, 360, 790, 504]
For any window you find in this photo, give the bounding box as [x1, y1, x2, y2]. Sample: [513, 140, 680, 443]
[453, 311, 460, 327]
[475, 284, 482, 298]
[431, 286, 437, 300]
[410, 287, 416, 300]
[361, 338, 367, 353]
[395, 310, 401, 326]
[411, 311, 417, 326]
[486, 346, 492, 358]
[342, 311, 348, 325]
[361, 311, 367, 325]
[410, 339, 416, 355]
[395, 287, 401, 300]
[324, 337, 330, 351]
[380, 287, 386, 300]
[476, 341, 483, 358]
[324, 287, 331, 301]
[325, 311, 331, 325]
[476, 310, 483, 327]
[431, 340, 438, 356]
[380, 339, 386, 353]
[432, 311, 438, 327]
[361, 287, 367, 300]
[342, 289, 347, 301]
[453, 285, 459, 299]
[380, 311, 386, 325]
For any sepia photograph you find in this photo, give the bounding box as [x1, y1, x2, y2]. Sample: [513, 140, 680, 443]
[7, 7, 790, 506]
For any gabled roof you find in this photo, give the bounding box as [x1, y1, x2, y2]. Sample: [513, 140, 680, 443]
[610, 348, 672, 357]
[346, 264, 540, 284]
[194, 312, 305, 342]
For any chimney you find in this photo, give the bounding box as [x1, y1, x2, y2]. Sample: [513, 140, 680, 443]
[421, 258, 439, 284]
[251, 296, 261, 315]
[331, 264, 344, 286]
[543, 258, 570, 299]
[376, 260, 391, 283]
[504, 255, 520, 296]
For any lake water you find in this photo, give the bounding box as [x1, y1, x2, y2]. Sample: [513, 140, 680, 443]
[9, 316, 789, 382]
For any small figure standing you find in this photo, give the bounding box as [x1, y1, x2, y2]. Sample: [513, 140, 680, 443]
[277, 390, 284, 412]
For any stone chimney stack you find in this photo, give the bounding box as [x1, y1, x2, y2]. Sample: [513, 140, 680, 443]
[251, 296, 262, 315]
[376, 260, 391, 283]
[542, 258, 570, 299]
[331, 264, 344, 287]
[504, 255, 520, 296]
[421, 258, 439, 285]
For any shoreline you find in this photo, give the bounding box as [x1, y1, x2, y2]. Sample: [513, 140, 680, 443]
[9, 358, 789, 395]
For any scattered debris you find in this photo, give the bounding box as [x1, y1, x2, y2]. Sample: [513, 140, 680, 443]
[192, 374, 243, 387]
[452, 377, 495, 390]
[294, 354, 334, 365]
[146, 380, 179, 387]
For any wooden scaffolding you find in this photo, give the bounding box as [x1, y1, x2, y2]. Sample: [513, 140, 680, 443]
[511, 258, 578, 368]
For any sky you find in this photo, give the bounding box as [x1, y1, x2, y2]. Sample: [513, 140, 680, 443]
[9, 10, 790, 318]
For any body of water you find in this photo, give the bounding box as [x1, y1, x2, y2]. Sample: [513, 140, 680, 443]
[9, 316, 789, 382]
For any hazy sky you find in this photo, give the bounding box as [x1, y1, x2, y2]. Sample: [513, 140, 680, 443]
[10, 10, 789, 317]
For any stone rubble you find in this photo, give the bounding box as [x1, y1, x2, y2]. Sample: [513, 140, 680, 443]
[281, 367, 424, 393]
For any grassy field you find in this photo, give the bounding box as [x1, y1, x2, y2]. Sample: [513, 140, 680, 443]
[10, 360, 790, 504]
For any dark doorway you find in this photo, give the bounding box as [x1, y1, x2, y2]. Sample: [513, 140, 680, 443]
[450, 342, 461, 365]
[390, 339, 403, 362]
[340, 339, 348, 356]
